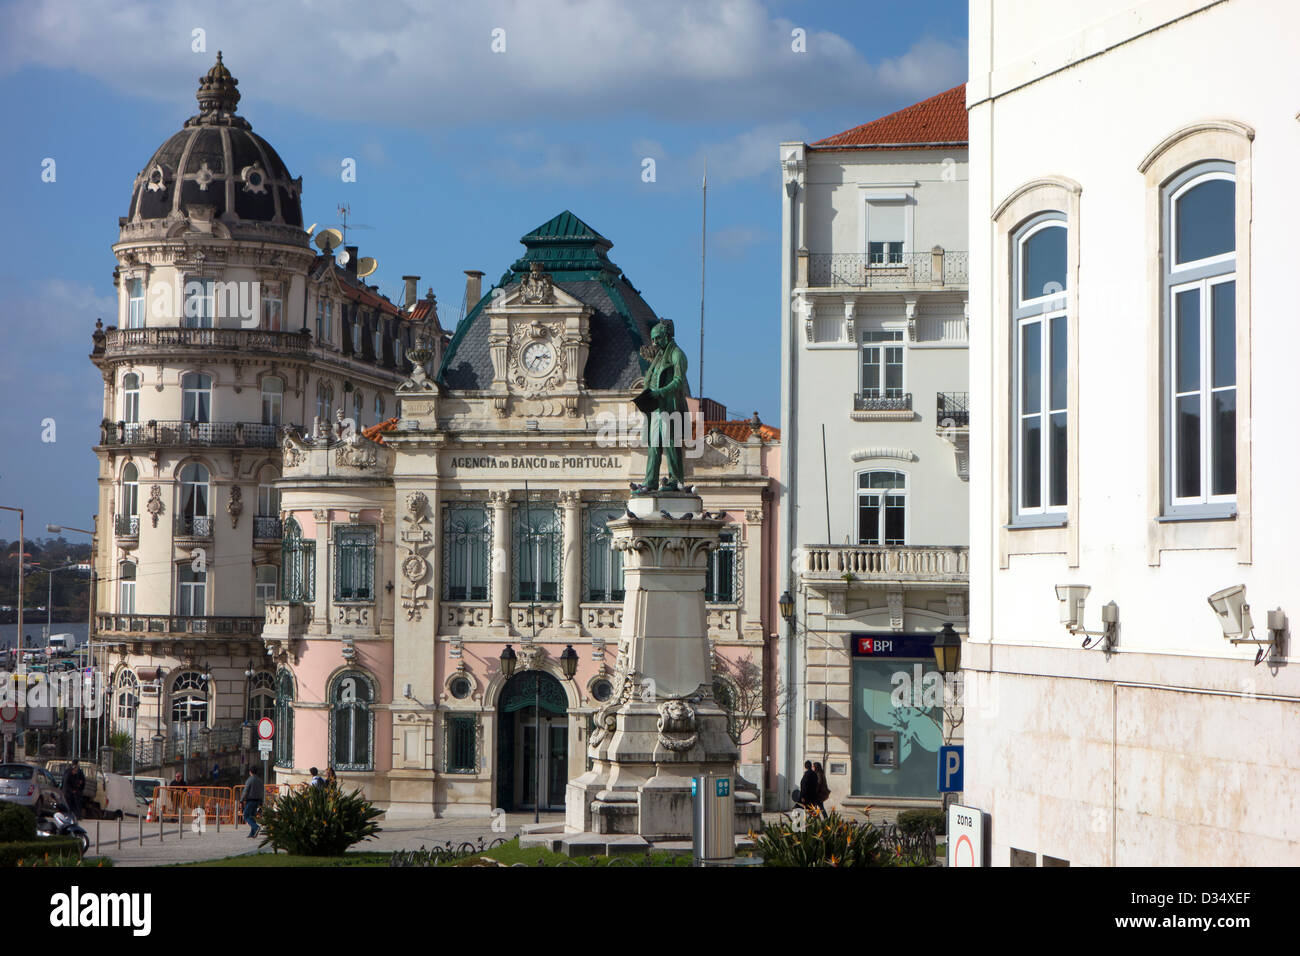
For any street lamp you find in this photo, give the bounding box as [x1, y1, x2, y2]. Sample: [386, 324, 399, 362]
[779, 590, 794, 623]
[559, 645, 578, 680]
[499, 644, 517, 679]
[932, 622, 961, 674]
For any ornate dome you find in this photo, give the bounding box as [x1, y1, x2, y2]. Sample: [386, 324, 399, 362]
[126, 52, 303, 227]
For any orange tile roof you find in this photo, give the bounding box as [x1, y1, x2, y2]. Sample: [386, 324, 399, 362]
[361, 417, 399, 444]
[706, 420, 780, 443]
[811, 84, 967, 150]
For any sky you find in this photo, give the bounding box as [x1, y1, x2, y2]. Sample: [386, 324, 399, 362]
[0, 0, 968, 536]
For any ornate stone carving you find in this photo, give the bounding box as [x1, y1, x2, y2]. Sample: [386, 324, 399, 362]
[744, 509, 763, 524]
[519, 261, 555, 304]
[399, 489, 433, 622]
[335, 443, 378, 469]
[226, 485, 243, 528]
[557, 490, 580, 507]
[704, 429, 742, 466]
[146, 485, 164, 528]
[487, 490, 511, 507]
[887, 590, 905, 630]
[656, 699, 698, 752]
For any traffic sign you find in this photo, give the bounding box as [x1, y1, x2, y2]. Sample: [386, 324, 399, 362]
[0, 701, 17, 723]
[947, 804, 987, 868]
[256, 717, 275, 740]
[938, 745, 964, 792]
[257, 739, 273, 755]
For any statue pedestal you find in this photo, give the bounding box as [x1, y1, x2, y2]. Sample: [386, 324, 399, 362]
[564, 492, 759, 841]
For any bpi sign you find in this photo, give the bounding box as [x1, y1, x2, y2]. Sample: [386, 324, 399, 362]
[947, 804, 988, 867]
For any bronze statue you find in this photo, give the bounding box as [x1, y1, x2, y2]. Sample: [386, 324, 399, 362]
[634, 319, 689, 492]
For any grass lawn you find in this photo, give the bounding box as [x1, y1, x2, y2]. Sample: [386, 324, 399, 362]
[185, 850, 391, 867]
[180, 838, 697, 867]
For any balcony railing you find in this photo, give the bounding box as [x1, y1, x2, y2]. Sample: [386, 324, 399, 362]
[854, 392, 912, 412]
[937, 392, 969, 428]
[102, 420, 281, 448]
[101, 327, 312, 356]
[807, 251, 968, 289]
[801, 545, 968, 583]
[174, 514, 214, 538]
[96, 613, 264, 638]
[114, 514, 140, 536]
[253, 516, 283, 540]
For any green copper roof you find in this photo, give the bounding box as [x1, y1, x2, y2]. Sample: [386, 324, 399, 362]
[509, 209, 618, 276]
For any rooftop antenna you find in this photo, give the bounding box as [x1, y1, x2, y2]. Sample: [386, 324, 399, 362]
[332, 203, 373, 247]
[698, 156, 707, 400]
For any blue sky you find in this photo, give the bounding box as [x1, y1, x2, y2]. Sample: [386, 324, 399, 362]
[0, 0, 968, 535]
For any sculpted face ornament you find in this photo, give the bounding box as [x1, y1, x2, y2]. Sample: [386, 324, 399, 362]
[656, 698, 698, 752]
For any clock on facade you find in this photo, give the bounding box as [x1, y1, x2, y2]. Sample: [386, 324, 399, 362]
[521, 341, 556, 376]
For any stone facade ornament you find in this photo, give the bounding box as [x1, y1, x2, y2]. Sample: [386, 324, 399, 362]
[227, 485, 243, 528]
[887, 590, 905, 630]
[656, 699, 699, 752]
[335, 443, 378, 469]
[399, 490, 433, 622]
[519, 261, 555, 304]
[146, 485, 165, 528]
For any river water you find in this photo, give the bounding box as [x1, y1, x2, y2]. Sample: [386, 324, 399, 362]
[0, 623, 90, 650]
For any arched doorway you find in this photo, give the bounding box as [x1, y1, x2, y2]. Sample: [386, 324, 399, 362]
[496, 670, 569, 812]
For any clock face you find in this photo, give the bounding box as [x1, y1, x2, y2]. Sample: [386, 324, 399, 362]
[521, 341, 555, 375]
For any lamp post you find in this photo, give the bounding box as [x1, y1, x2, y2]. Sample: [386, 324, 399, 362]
[47, 523, 95, 761]
[1, 507, 25, 681]
[931, 622, 963, 814]
[779, 589, 796, 810]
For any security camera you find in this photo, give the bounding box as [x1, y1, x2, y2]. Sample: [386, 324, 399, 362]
[1055, 584, 1090, 628]
[1207, 584, 1253, 640]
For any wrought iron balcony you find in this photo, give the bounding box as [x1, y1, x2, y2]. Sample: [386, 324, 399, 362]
[800, 545, 968, 584]
[100, 327, 312, 357]
[253, 516, 283, 540]
[114, 514, 140, 537]
[96, 613, 264, 639]
[807, 251, 968, 289]
[101, 420, 281, 449]
[936, 392, 969, 428]
[853, 392, 912, 412]
[174, 514, 214, 538]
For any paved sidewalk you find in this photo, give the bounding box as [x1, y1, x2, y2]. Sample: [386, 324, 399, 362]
[85, 812, 565, 867]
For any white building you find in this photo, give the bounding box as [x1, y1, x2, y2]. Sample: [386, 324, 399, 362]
[966, 0, 1300, 865]
[778, 87, 970, 813]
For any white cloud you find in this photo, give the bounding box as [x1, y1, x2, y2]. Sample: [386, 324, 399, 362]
[0, 0, 965, 128]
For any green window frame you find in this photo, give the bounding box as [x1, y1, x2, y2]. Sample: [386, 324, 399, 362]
[335, 525, 375, 602]
[445, 714, 478, 774]
[280, 518, 316, 603]
[443, 505, 490, 601]
[584, 506, 625, 602]
[274, 669, 295, 768]
[514, 506, 560, 603]
[705, 531, 737, 603]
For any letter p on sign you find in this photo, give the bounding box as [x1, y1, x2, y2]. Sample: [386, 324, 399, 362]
[938, 745, 963, 793]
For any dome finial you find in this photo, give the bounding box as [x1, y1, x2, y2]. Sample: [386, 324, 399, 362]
[196, 50, 240, 117]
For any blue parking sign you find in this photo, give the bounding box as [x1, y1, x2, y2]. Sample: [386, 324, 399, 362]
[938, 746, 963, 792]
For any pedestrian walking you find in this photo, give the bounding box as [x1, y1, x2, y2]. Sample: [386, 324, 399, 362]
[308, 767, 325, 788]
[241, 766, 265, 838]
[211, 762, 220, 786]
[797, 760, 819, 813]
[61, 760, 86, 819]
[813, 761, 830, 815]
[325, 766, 338, 789]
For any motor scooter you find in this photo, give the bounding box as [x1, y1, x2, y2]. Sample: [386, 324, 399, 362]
[35, 800, 91, 854]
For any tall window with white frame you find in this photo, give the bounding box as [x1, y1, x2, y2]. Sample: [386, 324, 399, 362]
[335, 525, 375, 602]
[177, 563, 206, 616]
[1164, 163, 1236, 514]
[261, 282, 283, 331]
[254, 565, 278, 615]
[183, 278, 215, 329]
[515, 506, 560, 603]
[118, 561, 136, 614]
[177, 462, 211, 537]
[122, 373, 141, 439]
[127, 279, 145, 329]
[330, 671, 373, 771]
[857, 470, 907, 545]
[281, 518, 315, 603]
[585, 506, 625, 602]
[120, 463, 139, 536]
[1012, 213, 1069, 523]
[181, 372, 212, 424]
[860, 329, 905, 403]
[443, 505, 490, 601]
[115, 670, 139, 736]
[867, 200, 905, 265]
[261, 376, 283, 426]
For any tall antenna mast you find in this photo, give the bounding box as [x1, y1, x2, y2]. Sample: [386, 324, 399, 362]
[698, 157, 707, 400]
[337, 203, 351, 246]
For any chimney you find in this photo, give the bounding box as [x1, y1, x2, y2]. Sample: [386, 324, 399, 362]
[401, 275, 420, 309]
[464, 270, 484, 307]
[345, 245, 359, 275]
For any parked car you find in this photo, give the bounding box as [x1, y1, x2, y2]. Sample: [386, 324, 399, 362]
[0, 762, 63, 812]
[132, 776, 166, 804]
[99, 772, 150, 818]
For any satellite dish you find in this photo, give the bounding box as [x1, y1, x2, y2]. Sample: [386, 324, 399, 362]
[336, 248, 351, 267]
[357, 257, 378, 278]
[305, 222, 318, 236]
[314, 228, 343, 253]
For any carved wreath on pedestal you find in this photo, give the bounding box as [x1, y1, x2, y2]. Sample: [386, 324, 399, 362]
[657, 699, 698, 751]
[146, 485, 165, 528]
[399, 491, 433, 622]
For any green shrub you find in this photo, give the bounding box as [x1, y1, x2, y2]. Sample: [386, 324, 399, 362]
[0, 803, 37, 842]
[897, 808, 945, 836]
[0, 837, 82, 866]
[751, 808, 929, 867]
[258, 785, 382, 856]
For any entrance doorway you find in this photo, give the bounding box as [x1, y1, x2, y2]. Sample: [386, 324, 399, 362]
[496, 671, 569, 811]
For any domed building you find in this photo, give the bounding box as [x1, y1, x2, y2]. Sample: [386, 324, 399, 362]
[90, 54, 440, 770]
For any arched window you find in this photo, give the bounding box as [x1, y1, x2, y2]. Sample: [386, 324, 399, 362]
[261, 376, 283, 427]
[126, 279, 145, 329]
[121, 463, 139, 517]
[180, 372, 212, 424]
[170, 671, 209, 725]
[115, 669, 140, 736]
[584, 506, 625, 602]
[122, 373, 140, 424]
[177, 463, 211, 537]
[118, 561, 137, 614]
[281, 517, 316, 602]
[857, 470, 907, 545]
[330, 671, 374, 771]
[249, 671, 275, 723]
[1165, 164, 1236, 511]
[351, 315, 363, 355]
[374, 394, 385, 422]
[316, 298, 333, 345]
[274, 669, 295, 768]
[1013, 214, 1069, 519]
[316, 381, 333, 423]
[353, 390, 364, 428]
[182, 278, 215, 329]
[373, 322, 384, 363]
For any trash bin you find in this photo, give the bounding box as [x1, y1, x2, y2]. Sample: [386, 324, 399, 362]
[692, 772, 734, 865]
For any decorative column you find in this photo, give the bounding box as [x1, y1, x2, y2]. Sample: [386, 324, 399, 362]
[559, 490, 581, 628]
[488, 490, 511, 627]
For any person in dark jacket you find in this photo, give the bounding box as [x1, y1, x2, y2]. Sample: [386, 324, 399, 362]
[813, 762, 830, 815]
[61, 760, 86, 818]
[797, 761, 819, 812]
[241, 766, 265, 838]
